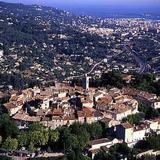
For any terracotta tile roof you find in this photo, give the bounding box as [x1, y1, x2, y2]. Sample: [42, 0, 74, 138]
[77, 111, 85, 117]
[3, 102, 17, 109]
[90, 138, 113, 145]
[63, 115, 76, 121]
[97, 96, 112, 105]
[12, 113, 40, 122]
[100, 117, 112, 123]
[134, 122, 150, 131]
[153, 117, 160, 124]
[94, 92, 104, 97]
[52, 108, 64, 116]
[36, 109, 48, 116]
[82, 107, 93, 115]
[17, 100, 23, 106]
[81, 99, 93, 104]
[77, 107, 94, 118]
[121, 122, 133, 129]
[40, 89, 53, 97]
[111, 103, 130, 113]
[122, 87, 157, 100]
[10, 95, 19, 101]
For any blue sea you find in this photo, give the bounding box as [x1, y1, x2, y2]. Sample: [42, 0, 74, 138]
[55, 5, 160, 19]
[1, 0, 160, 19]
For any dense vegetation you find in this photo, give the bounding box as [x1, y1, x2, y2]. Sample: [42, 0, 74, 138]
[122, 104, 160, 125]
[94, 134, 160, 160]
[122, 113, 145, 125]
[94, 143, 137, 160]
[0, 113, 105, 160]
[0, 113, 160, 160]
[0, 1, 113, 89]
[89, 71, 160, 96]
[135, 134, 160, 151]
[0, 1, 160, 90]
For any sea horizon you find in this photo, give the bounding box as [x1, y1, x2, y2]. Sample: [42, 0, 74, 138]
[1, 0, 160, 19]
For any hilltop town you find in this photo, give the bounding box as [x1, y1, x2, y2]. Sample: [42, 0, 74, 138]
[0, 1, 160, 160]
[0, 77, 160, 159]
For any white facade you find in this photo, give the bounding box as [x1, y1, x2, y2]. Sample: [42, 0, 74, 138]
[58, 92, 67, 98]
[41, 99, 50, 109]
[85, 75, 90, 91]
[89, 138, 120, 151]
[115, 109, 132, 121]
[152, 101, 160, 109]
[132, 129, 146, 142]
[10, 105, 23, 116]
[125, 128, 134, 143]
[94, 93, 105, 102]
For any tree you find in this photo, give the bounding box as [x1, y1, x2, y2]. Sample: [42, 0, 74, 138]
[64, 134, 79, 152]
[131, 73, 159, 95]
[28, 123, 49, 147]
[87, 123, 103, 140]
[28, 130, 49, 147]
[18, 132, 28, 148]
[49, 130, 59, 143]
[18, 123, 49, 151]
[134, 140, 149, 150]
[109, 143, 131, 158]
[94, 143, 136, 160]
[94, 151, 115, 160]
[135, 135, 160, 151]
[77, 130, 90, 150]
[28, 123, 45, 132]
[147, 135, 160, 150]
[67, 149, 91, 160]
[2, 137, 18, 152]
[122, 113, 144, 125]
[101, 70, 125, 88]
[0, 114, 19, 139]
[28, 142, 36, 153]
[139, 104, 159, 119]
[0, 156, 12, 160]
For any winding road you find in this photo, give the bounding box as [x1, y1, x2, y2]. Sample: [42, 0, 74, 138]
[66, 39, 154, 81]
[124, 43, 149, 74]
[66, 51, 123, 80]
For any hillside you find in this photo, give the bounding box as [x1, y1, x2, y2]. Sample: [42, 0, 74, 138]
[0, 1, 109, 88]
[0, 1, 160, 90]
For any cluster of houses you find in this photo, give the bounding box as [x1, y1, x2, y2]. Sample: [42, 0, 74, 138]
[1, 82, 160, 159]
[88, 118, 160, 159]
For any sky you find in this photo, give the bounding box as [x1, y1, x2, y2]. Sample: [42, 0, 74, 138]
[1, 0, 160, 16]
[2, 0, 160, 6]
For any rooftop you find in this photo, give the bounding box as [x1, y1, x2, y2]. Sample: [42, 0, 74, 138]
[90, 138, 113, 146]
[121, 122, 133, 129]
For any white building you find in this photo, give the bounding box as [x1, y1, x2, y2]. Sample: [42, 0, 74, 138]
[88, 138, 122, 159]
[116, 120, 160, 147]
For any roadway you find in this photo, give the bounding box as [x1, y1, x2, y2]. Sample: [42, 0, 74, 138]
[66, 40, 153, 81]
[124, 43, 149, 74]
[66, 51, 123, 80]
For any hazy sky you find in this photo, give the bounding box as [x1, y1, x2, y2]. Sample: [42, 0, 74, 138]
[2, 0, 160, 6]
[1, 0, 160, 17]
